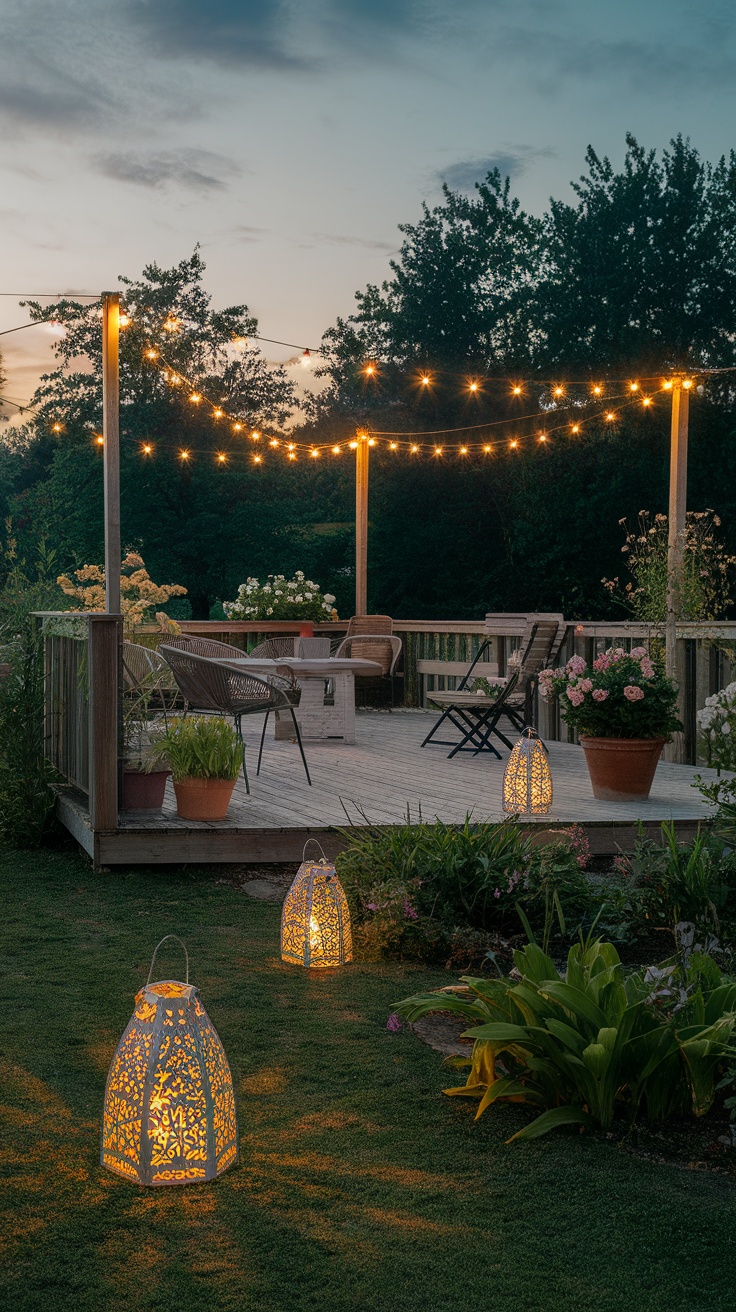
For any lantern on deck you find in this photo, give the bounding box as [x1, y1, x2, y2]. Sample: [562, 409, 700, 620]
[281, 845, 352, 968]
[101, 936, 237, 1186]
[503, 729, 553, 815]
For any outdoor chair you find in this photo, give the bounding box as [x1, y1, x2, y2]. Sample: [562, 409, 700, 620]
[154, 634, 242, 659]
[421, 617, 563, 757]
[122, 641, 178, 713]
[159, 645, 311, 791]
[334, 614, 402, 705]
[248, 636, 297, 659]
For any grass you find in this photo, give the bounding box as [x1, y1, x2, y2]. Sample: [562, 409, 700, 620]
[0, 848, 735, 1312]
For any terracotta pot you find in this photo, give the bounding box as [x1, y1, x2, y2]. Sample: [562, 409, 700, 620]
[123, 768, 169, 811]
[579, 736, 667, 802]
[298, 622, 314, 637]
[173, 776, 236, 821]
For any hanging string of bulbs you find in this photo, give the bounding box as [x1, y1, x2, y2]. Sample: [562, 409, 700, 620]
[2, 299, 721, 463]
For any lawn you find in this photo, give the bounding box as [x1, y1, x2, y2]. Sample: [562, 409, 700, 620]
[1, 846, 735, 1312]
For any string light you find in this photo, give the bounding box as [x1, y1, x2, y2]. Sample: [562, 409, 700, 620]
[434, 446, 443, 456]
[663, 380, 673, 390]
[119, 312, 131, 328]
[510, 439, 518, 449]
[145, 349, 158, 360]
[142, 444, 153, 455]
[630, 382, 639, 392]
[389, 442, 397, 450]
[269, 439, 279, 448]
[683, 378, 693, 389]
[483, 444, 492, 453]
[420, 374, 431, 386]
[593, 385, 602, 395]
[213, 408, 224, 419]
[52, 422, 62, 433]
[332, 445, 341, 455]
[538, 434, 547, 442]
[301, 349, 311, 368]
[349, 440, 358, 449]
[253, 454, 262, 464]
[288, 452, 296, 461]
[363, 364, 376, 377]
[512, 385, 522, 396]
[179, 449, 190, 460]
[233, 422, 243, 432]
[460, 446, 468, 454]
[163, 316, 179, 332]
[368, 438, 376, 447]
[606, 412, 615, 421]
[95, 435, 104, 446]
[251, 430, 261, 440]
[217, 453, 227, 464]
[468, 381, 479, 393]
[410, 444, 419, 453]
[189, 393, 201, 404]
[310, 448, 319, 458]
[571, 424, 580, 434]
[643, 397, 652, 407]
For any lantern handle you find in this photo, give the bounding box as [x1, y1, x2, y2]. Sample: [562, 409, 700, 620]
[146, 934, 189, 985]
[302, 838, 328, 864]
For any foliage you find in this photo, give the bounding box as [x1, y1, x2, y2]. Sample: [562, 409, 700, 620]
[0, 622, 58, 847]
[538, 646, 681, 739]
[57, 550, 187, 633]
[0, 520, 66, 634]
[602, 509, 736, 623]
[697, 683, 736, 772]
[395, 935, 736, 1139]
[607, 822, 736, 941]
[224, 571, 337, 621]
[337, 816, 595, 960]
[151, 716, 243, 781]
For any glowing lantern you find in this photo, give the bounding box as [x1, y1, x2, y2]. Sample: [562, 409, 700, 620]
[101, 936, 237, 1187]
[502, 729, 553, 815]
[281, 847, 352, 968]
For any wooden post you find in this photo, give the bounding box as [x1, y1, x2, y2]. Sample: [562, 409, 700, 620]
[355, 434, 369, 616]
[102, 293, 121, 614]
[88, 615, 121, 831]
[664, 378, 689, 764]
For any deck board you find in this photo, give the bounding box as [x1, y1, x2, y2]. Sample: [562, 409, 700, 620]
[57, 711, 722, 866]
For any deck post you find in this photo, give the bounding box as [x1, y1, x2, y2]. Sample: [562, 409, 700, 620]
[664, 378, 689, 763]
[88, 614, 121, 832]
[102, 293, 121, 614]
[355, 434, 369, 616]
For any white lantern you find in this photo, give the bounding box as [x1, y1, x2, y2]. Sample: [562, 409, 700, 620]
[503, 729, 553, 815]
[101, 936, 237, 1186]
[281, 845, 352, 969]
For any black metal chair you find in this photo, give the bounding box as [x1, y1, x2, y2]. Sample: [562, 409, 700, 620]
[421, 663, 521, 759]
[159, 645, 311, 791]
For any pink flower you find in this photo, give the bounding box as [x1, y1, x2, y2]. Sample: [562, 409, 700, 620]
[593, 655, 610, 671]
[567, 689, 585, 706]
[566, 655, 587, 675]
[386, 1013, 402, 1032]
[493, 887, 501, 899]
[631, 646, 647, 659]
[592, 689, 609, 702]
[624, 685, 645, 701]
[578, 678, 593, 693]
[640, 658, 655, 679]
[403, 898, 418, 920]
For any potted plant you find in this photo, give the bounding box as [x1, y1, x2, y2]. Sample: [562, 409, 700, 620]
[122, 692, 170, 812]
[151, 716, 244, 821]
[538, 646, 682, 801]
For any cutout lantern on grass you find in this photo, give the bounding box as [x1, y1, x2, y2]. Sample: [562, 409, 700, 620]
[101, 936, 237, 1186]
[503, 729, 553, 815]
[281, 843, 353, 968]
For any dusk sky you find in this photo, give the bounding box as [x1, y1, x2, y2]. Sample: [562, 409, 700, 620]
[2, 0, 736, 418]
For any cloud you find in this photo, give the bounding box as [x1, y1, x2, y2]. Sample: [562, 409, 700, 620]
[440, 147, 554, 191]
[127, 0, 310, 69]
[311, 232, 395, 252]
[92, 148, 242, 192]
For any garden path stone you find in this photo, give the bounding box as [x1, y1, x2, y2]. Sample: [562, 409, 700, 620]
[242, 879, 285, 902]
[410, 1013, 473, 1057]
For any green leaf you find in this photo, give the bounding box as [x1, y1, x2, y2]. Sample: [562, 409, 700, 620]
[506, 1105, 592, 1142]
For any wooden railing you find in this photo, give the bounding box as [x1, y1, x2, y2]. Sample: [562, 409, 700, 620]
[39, 611, 736, 830]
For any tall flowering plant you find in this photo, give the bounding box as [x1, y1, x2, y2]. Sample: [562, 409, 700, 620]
[538, 647, 682, 740]
[697, 685, 736, 772]
[224, 571, 337, 621]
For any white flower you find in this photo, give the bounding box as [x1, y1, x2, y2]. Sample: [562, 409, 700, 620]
[723, 722, 731, 735]
[323, 593, 336, 604]
[295, 594, 303, 602]
[266, 606, 273, 615]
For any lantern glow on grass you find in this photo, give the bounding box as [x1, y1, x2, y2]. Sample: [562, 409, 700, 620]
[503, 730, 553, 815]
[281, 848, 353, 968]
[101, 936, 237, 1186]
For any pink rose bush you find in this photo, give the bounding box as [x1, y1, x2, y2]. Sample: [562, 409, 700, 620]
[538, 646, 681, 739]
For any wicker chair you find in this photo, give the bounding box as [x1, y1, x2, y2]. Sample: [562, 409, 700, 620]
[122, 641, 178, 711]
[248, 636, 297, 659]
[334, 615, 402, 705]
[154, 634, 241, 659]
[159, 646, 311, 791]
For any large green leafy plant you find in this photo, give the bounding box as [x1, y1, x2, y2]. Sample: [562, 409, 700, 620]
[396, 935, 736, 1140]
[538, 646, 681, 739]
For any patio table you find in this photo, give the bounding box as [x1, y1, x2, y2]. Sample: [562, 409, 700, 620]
[221, 656, 382, 743]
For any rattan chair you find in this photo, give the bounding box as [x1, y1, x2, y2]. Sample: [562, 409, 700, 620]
[159, 645, 311, 791]
[155, 634, 241, 659]
[248, 636, 297, 659]
[122, 641, 178, 711]
[334, 615, 402, 704]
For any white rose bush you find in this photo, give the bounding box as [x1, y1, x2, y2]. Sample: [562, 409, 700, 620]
[223, 571, 338, 622]
[698, 684, 736, 772]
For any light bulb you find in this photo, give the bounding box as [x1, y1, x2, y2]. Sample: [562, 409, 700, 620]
[512, 385, 522, 396]
[332, 445, 341, 455]
[389, 442, 397, 450]
[214, 408, 224, 419]
[468, 381, 478, 393]
[189, 393, 201, 404]
[233, 423, 243, 432]
[288, 452, 296, 461]
[593, 385, 602, 395]
[410, 445, 419, 453]
[539, 434, 547, 442]
[368, 438, 376, 447]
[253, 454, 262, 463]
[52, 422, 62, 433]
[119, 312, 131, 328]
[310, 449, 319, 458]
[163, 316, 179, 332]
[179, 450, 190, 460]
[217, 453, 227, 463]
[554, 387, 563, 397]
[571, 424, 580, 434]
[434, 446, 443, 456]
[510, 439, 518, 449]
[606, 412, 615, 421]
[270, 439, 279, 448]
[483, 444, 491, 453]
[95, 435, 104, 446]
[630, 382, 639, 392]
[142, 444, 152, 455]
[663, 380, 673, 390]
[145, 349, 157, 360]
[683, 378, 693, 389]
[251, 430, 261, 440]
[300, 349, 311, 368]
[364, 364, 375, 376]
[421, 374, 431, 386]
[460, 446, 468, 454]
[349, 440, 358, 449]
[643, 397, 652, 407]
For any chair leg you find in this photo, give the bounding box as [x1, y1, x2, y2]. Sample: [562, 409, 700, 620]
[257, 711, 270, 776]
[289, 708, 312, 785]
[235, 713, 249, 795]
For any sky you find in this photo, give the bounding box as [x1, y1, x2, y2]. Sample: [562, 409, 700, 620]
[2, 0, 736, 420]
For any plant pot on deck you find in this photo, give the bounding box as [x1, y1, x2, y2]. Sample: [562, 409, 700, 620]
[122, 768, 170, 811]
[173, 776, 236, 821]
[579, 736, 667, 802]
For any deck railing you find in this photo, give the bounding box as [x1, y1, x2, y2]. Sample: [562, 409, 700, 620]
[38, 612, 736, 829]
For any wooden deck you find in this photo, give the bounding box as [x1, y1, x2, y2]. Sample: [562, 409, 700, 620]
[57, 710, 721, 867]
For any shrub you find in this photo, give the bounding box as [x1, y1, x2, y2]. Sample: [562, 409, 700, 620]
[0, 623, 58, 847]
[395, 935, 736, 1140]
[608, 821, 736, 940]
[336, 816, 596, 961]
